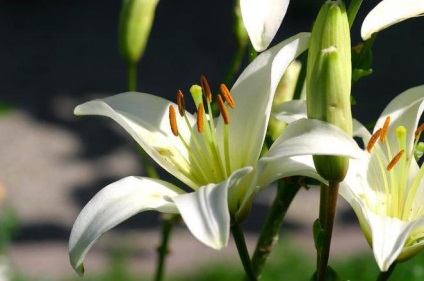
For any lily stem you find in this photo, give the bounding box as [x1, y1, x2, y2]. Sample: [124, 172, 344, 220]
[231, 222, 257, 281]
[316, 181, 340, 281]
[347, 0, 363, 28]
[127, 61, 137, 92]
[247, 178, 301, 280]
[154, 214, 178, 281]
[376, 263, 397, 281]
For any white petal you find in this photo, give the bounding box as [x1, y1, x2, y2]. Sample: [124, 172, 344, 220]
[367, 211, 419, 271]
[240, 0, 290, 51]
[374, 85, 424, 155]
[220, 33, 310, 170]
[171, 167, 253, 250]
[264, 119, 362, 159]
[361, 0, 424, 40]
[272, 100, 307, 123]
[74, 92, 200, 189]
[68, 177, 182, 275]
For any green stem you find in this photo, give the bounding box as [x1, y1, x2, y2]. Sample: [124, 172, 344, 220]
[127, 62, 137, 91]
[154, 214, 178, 281]
[316, 181, 340, 281]
[292, 53, 308, 100]
[376, 263, 397, 281]
[347, 0, 363, 28]
[231, 223, 257, 281]
[248, 179, 301, 280]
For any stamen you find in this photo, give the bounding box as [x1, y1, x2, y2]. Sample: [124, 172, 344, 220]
[197, 103, 204, 133]
[415, 123, 424, 139]
[366, 128, 382, 152]
[217, 95, 230, 125]
[169, 105, 179, 136]
[220, 84, 235, 108]
[176, 90, 185, 116]
[380, 116, 390, 144]
[200, 75, 212, 103]
[387, 149, 405, 171]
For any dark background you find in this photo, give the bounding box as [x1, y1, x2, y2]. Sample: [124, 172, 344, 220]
[1, 0, 423, 239]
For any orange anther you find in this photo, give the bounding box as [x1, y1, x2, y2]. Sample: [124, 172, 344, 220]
[220, 84, 235, 109]
[169, 105, 179, 136]
[415, 123, 424, 139]
[217, 95, 230, 125]
[387, 149, 405, 171]
[380, 116, 390, 144]
[200, 75, 212, 103]
[197, 103, 204, 133]
[176, 90, 185, 117]
[366, 128, 382, 153]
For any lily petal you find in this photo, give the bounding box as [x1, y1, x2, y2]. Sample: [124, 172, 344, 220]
[68, 177, 182, 275]
[272, 100, 307, 123]
[221, 32, 310, 170]
[74, 93, 200, 189]
[171, 167, 253, 250]
[367, 211, 419, 271]
[240, 0, 290, 52]
[374, 85, 424, 155]
[361, 0, 424, 40]
[264, 119, 362, 159]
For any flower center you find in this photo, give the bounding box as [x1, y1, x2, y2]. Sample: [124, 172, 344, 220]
[168, 75, 235, 187]
[366, 116, 424, 220]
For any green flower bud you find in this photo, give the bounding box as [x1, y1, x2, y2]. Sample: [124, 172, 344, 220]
[119, 0, 159, 65]
[306, 0, 352, 182]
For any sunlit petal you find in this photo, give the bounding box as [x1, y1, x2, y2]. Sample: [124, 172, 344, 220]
[75, 93, 200, 188]
[361, 0, 424, 40]
[171, 167, 253, 249]
[240, 0, 290, 51]
[68, 177, 182, 275]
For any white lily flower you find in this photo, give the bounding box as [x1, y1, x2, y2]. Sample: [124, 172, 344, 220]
[276, 86, 424, 271]
[339, 85, 424, 271]
[361, 0, 424, 40]
[240, 0, 290, 52]
[69, 33, 345, 275]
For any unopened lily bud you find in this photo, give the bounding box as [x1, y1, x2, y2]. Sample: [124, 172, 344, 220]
[119, 0, 159, 65]
[306, 0, 352, 182]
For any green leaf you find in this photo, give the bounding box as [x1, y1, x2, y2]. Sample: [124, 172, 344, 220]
[313, 218, 324, 251]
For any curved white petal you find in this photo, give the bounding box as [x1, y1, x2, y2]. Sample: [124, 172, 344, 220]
[68, 177, 182, 275]
[220, 33, 310, 170]
[257, 155, 324, 189]
[272, 100, 307, 123]
[367, 211, 419, 271]
[171, 167, 253, 249]
[361, 0, 424, 40]
[240, 0, 290, 52]
[374, 85, 424, 155]
[265, 119, 362, 159]
[74, 92, 200, 189]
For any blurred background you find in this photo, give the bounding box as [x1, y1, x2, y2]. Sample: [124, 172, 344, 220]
[0, 0, 424, 280]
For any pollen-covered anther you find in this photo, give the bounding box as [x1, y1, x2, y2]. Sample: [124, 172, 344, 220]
[367, 128, 382, 152]
[220, 84, 235, 109]
[200, 75, 212, 102]
[387, 149, 405, 171]
[197, 103, 204, 133]
[415, 123, 424, 139]
[380, 116, 390, 144]
[176, 90, 185, 116]
[169, 105, 179, 136]
[217, 95, 230, 125]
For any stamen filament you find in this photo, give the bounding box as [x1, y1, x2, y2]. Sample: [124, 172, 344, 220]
[169, 105, 179, 137]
